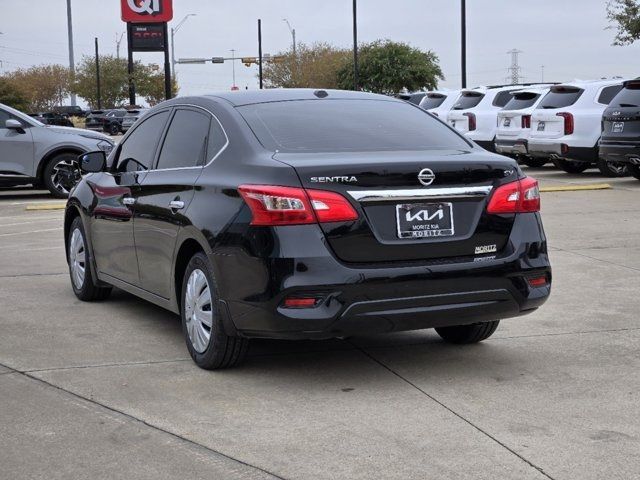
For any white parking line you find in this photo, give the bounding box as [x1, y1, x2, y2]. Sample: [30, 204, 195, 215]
[0, 219, 63, 228]
[0, 228, 60, 237]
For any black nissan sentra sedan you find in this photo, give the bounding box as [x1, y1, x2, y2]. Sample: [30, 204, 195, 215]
[64, 89, 551, 369]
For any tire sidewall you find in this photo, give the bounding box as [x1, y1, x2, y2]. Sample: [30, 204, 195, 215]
[43, 153, 79, 198]
[68, 217, 91, 297]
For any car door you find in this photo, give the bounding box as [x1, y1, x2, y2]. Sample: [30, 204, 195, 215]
[89, 109, 171, 286]
[0, 108, 35, 177]
[133, 106, 219, 299]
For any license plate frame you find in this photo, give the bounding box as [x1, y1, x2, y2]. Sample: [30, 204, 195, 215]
[503, 118, 511, 127]
[395, 202, 454, 239]
[537, 121, 545, 131]
[612, 122, 625, 133]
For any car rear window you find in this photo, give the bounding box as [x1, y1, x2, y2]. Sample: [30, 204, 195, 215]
[537, 87, 584, 109]
[452, 92, 484, 110]
[492, 90, 518, 107]
[238, 99, 471, 153]
[597, 85, 623, 105]
[502, 92, 540, 110]
[420, 94, 447, 110]
[609, 84, 640, 107]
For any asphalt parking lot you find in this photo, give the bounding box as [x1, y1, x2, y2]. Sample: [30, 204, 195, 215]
[1, 166, 639, 480]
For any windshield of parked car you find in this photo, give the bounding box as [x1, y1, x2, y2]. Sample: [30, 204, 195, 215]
[238, 99, 472, 153]
[537, 87, 584, 109]
[503, 92, 541, 110]
[420, 94, 447, 110]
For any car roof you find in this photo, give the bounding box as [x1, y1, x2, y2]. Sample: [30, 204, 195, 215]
[201, 88, 398, 107]
[557, 78, 627, 89]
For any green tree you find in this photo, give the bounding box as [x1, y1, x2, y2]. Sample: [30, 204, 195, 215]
[337, 40, 443, 95]
[0, 77, 29, 111]
[607, 0, 640, 45]
[137, 64, 178, 106]
[4, 64, 70, 111]
[262, 42, 351, 89]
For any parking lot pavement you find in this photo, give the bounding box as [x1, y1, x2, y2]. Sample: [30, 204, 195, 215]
[1, 167, 639, 480]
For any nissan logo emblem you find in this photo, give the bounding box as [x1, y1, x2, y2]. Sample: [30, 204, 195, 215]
[418, 168, 435, 186]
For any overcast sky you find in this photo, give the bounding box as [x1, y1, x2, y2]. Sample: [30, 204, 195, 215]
[1, 0, 639, 106]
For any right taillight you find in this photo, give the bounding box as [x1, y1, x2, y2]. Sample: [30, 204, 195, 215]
[463, 112, 476, 131]
[238, 185, 358, 226]
[521, 115, 531, 129]
[556, 112, 574, 135]
[486, 177, 540, 214]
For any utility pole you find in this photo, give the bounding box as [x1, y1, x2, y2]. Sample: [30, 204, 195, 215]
[66, 0, 76, 106]
[507, 49, 522, 85]
[283, 19, 296, 57]
[95, 38, 101, 109]
[163, 22, 171, 100]
[258, 19, 263, 89]
[230, 49, 236, 89]
[461, 0, 466, 88]
[115, 32, 125, 59]
[352, 0, 358, 91]
[171, 14, 197, 80]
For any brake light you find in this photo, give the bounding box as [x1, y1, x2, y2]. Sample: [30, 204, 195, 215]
[486, 177, 540, 214]
[463, 112, 476, 131]
[238, 185, 358, 226]
[527, 275, 548, 288]
[521, 115, 531, 129]
[556, 112, 574, 135]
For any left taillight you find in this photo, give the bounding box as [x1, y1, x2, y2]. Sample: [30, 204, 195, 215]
[238, 185, 358, 226]
[486, 177, 540, 214]
[463, 112, 476, 131]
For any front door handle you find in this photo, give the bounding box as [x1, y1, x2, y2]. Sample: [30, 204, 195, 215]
[169, 200, 185, 211]
[123, 196, 135, 206]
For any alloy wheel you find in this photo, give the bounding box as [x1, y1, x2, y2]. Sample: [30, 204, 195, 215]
[69, 228, 86, 289]
[51, 158, 81, 195]
[184, 269, 213, 353]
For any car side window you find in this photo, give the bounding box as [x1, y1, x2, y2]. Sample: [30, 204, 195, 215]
[116, 110, 170, 172]
[156, 109, 211, 169]
[207, 117, 227, 161]
[597, 85, 623, 105]
[0, 109, 12, 125]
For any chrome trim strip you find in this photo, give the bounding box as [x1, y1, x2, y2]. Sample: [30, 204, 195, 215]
[347, 186, 492, 202]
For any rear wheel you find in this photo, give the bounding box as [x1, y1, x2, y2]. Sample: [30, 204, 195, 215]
[67, 216, 112, 301]
[552, 158, 590, 174]
[596, 158, 629, 177]
[108, 123, 120, 136]
[435, 321, 500, 344]
[523, 158, 548, 168]
[628, 164, 640, 180]
[43, 153, 81, 198]
[181, 252, 249, 369]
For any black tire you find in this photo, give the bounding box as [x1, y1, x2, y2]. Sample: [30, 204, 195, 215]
[67, 216, 112, 301]
[552, 158, 590, 174]
[42, 153, 81, 198]
[523, 158, 548, 168]
[181, 252, 249, 370]
[628, 164, 640, 180]
[435, 320, 500, 344]
[108, 123, 120, 136]
[596, 158, 629, 177]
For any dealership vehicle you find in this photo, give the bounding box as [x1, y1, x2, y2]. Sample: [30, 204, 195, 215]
[53, 105, 88, 117]
[29, 112, 74, 127]
[446, 85, 535, 151]
[85, 110, 111, 132]
[65, 89, 551, 369]
[121, 108, 147, 133]
[599, 78, 640, 181]
[102, 109, 127, 135]
[0, 102, 114, 197]
[495, 87, 550, 167]
[418, 90, 461, 118]
[528, 79, 626, 176]
[397, 92, 427, 105]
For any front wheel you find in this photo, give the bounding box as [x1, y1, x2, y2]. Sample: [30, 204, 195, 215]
[628, 164, 640, 180]
[596, 158, 629, 177]
[181, 252, 249, 369]
[435, 321, 500, 344]
[552, 158, 590, 174]
[108, 123, 120, 136]
[43, 153, 82, 198]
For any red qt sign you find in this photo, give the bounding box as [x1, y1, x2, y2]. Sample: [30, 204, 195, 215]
[121, 0, 173, 23]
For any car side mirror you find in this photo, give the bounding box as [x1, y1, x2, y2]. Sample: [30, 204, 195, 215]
[5, 119, 25, 132]
[78, 151, 106, 173]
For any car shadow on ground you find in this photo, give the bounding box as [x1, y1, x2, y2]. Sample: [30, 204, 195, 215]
[0, 188, 55, 201]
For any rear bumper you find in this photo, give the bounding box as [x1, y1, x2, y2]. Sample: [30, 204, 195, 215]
[218, 214, 551, 340]
[495, 139, 528, 156]
[528, 140, 596, 163]
[599, 142, 640, 164]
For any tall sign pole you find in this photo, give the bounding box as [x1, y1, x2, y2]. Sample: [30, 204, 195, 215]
[66, 0, 77, 106]
[258, 19, 263, 90]
[126, 23, 135, 105]
[461, 0, 467, 89]
[352, 0, 358, 91]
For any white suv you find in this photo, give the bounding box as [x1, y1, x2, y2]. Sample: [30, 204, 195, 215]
[495, 87, 550, 167]
[527, 79, 627, 176]
[418, 90, 460, 119]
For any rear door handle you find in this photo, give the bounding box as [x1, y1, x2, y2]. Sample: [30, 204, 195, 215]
[123, 197, 135, 206]
[169, 200, 185, 211]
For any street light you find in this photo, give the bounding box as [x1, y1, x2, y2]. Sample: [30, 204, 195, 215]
[352, 0, 358, 91]
[171, 14, 197, 76]
[282, 19, 296, 57]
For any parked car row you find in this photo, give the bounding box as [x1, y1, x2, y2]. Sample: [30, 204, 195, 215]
[85, 107, 147, 135]
[29, 111, 75, 127]
[417, 78, 640, 179]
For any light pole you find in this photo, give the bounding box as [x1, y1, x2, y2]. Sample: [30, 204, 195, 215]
[66, 0, 76, 106]
[282, 19, 296, 57]
[352, 0, 358, 91]
[171, 14, 197, 78]
[461, 0, 467, 89]
[230, 49, 237, 89]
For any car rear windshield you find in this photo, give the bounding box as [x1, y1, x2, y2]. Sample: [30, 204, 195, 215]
[237, 99, 471, 153]
[452, 92, 484, 110]
[537, 87, 583, 109]
[609, 84, 640, 107]
[420, 94, 447, 109]
[503, 92, 540, 110]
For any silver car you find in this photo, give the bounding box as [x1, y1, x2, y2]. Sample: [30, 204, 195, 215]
[0, 103, 114, 197]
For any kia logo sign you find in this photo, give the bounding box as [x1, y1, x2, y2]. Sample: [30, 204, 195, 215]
[121, 0, 173, 23]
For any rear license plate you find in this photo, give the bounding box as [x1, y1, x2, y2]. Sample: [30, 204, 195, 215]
[503, 118, 511, 127]
[537, 121, 545, 131]
[396, 203, 454, 239]
[612, 122, 625, 133]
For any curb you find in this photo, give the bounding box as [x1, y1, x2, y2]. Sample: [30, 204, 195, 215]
[539, 183, 611, 193]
